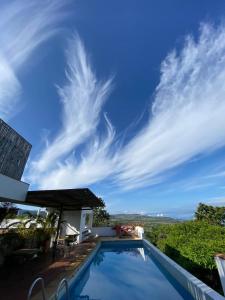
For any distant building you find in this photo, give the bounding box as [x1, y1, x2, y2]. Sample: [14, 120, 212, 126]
[0, 119, 31, 181]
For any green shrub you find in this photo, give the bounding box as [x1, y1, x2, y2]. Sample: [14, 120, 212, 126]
[195, 203, 225, 225]
[0, 231, 24, 255]
[146, 221, 225, 293]
[147, 221, 225, 270]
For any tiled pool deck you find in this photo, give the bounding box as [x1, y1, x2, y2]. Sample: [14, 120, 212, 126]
[0, 240, 98, 300]
[0, 237, 137, 300]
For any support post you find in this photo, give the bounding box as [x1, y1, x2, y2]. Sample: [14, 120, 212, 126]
[52, 205, 63, 261]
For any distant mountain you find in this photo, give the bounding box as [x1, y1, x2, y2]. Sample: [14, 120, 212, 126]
[109, 213, 179, 229]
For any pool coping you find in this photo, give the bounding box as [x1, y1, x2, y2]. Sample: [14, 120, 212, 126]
[53, 239, 225, 300]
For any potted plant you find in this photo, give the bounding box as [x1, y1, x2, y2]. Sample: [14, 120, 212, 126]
[36, 212, 58, 253]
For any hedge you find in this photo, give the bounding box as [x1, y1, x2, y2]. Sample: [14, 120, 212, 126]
[145, 221, 225, 293]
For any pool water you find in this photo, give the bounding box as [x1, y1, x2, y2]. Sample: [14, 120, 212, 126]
[65, 241, 194, 300]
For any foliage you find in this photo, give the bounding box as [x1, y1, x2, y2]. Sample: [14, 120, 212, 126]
[36, 211, 58, 237]
[0, 211, 59, 258]
[195, 203, 225, 225]
[93, 199, 110, 227]
[146, 221, 225, 292]
[0, 202, 18, 224]
[16, 227, 37, 242]
[6, 211, 36, 229]
[6, 211, 58, 246]
[85, 213, 90, 225]
[0, 231, 23, 255]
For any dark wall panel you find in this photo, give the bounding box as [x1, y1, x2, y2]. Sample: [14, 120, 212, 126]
[0, 119, 32, 181]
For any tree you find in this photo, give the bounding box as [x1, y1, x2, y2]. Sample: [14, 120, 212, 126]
[195, 203, 225, 225]
[93, 199, 110, 226]
[0, 202, 18, 224]
[36, 211, 58, 231]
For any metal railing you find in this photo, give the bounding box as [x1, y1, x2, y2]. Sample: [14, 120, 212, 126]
[55, 278, 70, 300]
[27, 277, 47, 300]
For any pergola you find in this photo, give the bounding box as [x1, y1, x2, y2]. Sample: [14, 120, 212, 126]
[25, 188, 104, 260]
[26, 188, 103, 210]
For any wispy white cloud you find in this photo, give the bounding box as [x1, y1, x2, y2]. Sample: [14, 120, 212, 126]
[30, 35, 115, 187]
[37, 118, 116, 189]
[0, 0, 68, 120]
[30, 23, 225, 192]
[0, 55, 20, 119]
[115, 23, 225, 189]
[204, 171, 225, 179]
[206, 197, 225, 206]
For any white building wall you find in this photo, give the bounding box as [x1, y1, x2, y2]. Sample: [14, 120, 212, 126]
[60, 211, 81, 242]
[0, 173, 29, 202]
[135, 226, 144, 239]
[80, 209, 93, 242]
[92, 227, 116, 237]
[60, 209, 93, 243]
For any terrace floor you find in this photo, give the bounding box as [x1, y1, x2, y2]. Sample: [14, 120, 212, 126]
[0, 240, 98, 300]
[0, 237, 137, 300]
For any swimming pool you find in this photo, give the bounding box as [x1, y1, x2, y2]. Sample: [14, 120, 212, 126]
[59, 240, 224, 300]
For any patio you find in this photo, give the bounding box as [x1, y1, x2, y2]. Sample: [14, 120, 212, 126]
[0, 235, 140, 300]
[0, 240, 99, 300]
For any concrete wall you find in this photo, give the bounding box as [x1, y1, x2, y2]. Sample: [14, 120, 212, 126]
[80, 209, 93, 242]
[61, 211, 81, 242]
[92, 227, 116, 237]
[0, 173, 29, 202]
[135, 226, 144, 239]
[60, 209, 93, 243]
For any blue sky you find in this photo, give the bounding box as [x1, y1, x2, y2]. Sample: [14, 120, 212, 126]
[2, 0, 225, 218]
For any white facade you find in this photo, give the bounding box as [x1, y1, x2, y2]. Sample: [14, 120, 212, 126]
[60, 209, 93, 243]
[0, 173, 29, 203]
[92, 227, 116, 237]
[135, 226, 144, 239]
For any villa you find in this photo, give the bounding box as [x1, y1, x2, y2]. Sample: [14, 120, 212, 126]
[0, 120, 225, 300]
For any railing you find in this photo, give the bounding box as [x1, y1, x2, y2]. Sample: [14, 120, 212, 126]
[27, 277, 46, 300]
[55, 278, 70, 300]
[27, 276, 70, 300]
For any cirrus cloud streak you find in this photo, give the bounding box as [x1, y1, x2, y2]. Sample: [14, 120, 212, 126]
[116, 23, 225, 189]
[29, 35, 115, 187]
[30, 23, 225, 191]
[0, 0, 68, 120]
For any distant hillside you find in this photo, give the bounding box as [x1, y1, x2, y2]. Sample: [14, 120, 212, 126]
[109, 214, 179, 230]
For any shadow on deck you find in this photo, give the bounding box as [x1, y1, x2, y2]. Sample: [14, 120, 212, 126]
[0, 240, 98, 300]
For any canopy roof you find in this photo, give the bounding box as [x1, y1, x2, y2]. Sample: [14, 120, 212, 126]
[26, 188, 103, 211]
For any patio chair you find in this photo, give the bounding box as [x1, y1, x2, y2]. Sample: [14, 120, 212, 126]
[120, 225, 134, 237]
[55, 237, 75, 258]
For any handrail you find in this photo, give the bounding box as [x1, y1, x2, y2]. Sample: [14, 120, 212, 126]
[27, 277, 46, 300]
[55, 278, 70, 300]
